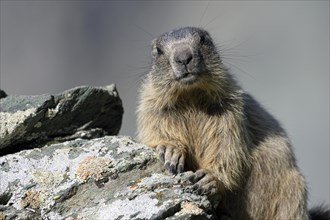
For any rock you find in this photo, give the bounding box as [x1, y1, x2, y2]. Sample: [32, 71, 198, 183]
[0, 90, 7, 99]
[0, 136, 216, 219]
[0, 85, 123, 155]
[0, 85, 220, 219]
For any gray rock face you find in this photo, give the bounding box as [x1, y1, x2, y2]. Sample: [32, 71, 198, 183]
[0, 136, 215, 220]
[0, 85, 219, 219]
[0, 85, 123, 154]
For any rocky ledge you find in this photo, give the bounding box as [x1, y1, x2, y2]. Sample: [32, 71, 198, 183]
[0, 86, 218, 220]
[0, 136, 216, 220]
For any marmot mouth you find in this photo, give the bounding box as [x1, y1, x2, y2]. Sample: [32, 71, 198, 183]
[176, 72, 198, 84]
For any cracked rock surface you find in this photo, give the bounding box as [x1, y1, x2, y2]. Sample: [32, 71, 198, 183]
[0, 86, 219, 220]
[0, 136, 215, 220]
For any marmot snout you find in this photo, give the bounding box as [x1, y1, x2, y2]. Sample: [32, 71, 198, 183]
[150, 27, 219, 86]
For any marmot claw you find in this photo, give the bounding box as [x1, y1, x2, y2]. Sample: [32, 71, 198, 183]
[156, 144, 185, 174]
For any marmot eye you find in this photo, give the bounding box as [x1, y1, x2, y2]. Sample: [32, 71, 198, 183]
[156, 47, 163, 55]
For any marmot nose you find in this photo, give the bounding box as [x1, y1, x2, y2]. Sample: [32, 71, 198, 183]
[174, 52, 193, 66]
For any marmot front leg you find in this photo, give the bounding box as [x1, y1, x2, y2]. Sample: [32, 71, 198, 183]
[188, 169, 220, 196]
[156, 145, 185, 174]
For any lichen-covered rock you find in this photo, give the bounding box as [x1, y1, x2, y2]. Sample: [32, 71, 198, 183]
[0, 136, 216, 220]
[0, 85, 123, 154]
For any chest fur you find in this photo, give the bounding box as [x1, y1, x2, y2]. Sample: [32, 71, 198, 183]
[158, 107, 226, 152]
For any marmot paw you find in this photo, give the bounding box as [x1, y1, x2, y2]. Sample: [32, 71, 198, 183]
[187, 169, 219, 196]
[156, 144, 185, 174]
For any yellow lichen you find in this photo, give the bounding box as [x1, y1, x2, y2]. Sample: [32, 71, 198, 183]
[155, 191, 163, 200]
[175, 201, 203, 216]
[0, 211, 5, 220]
[32, 170, 65, 186]
[75, 156, 112, 183]
[20, 190, 41, 209]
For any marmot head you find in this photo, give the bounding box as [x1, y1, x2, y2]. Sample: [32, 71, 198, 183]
[150, 27, 224, 88]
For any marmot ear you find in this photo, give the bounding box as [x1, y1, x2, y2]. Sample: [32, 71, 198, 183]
[151, 39, 157, 57]
[192, 32, 201, 43]
[151, 39, 163, 57]
[151, 38, 157, 48]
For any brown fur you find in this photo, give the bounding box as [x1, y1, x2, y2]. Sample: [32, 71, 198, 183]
[137, 27, 312, 219]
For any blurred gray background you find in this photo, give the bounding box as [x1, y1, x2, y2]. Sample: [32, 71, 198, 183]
[1, 1, 329, 207]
